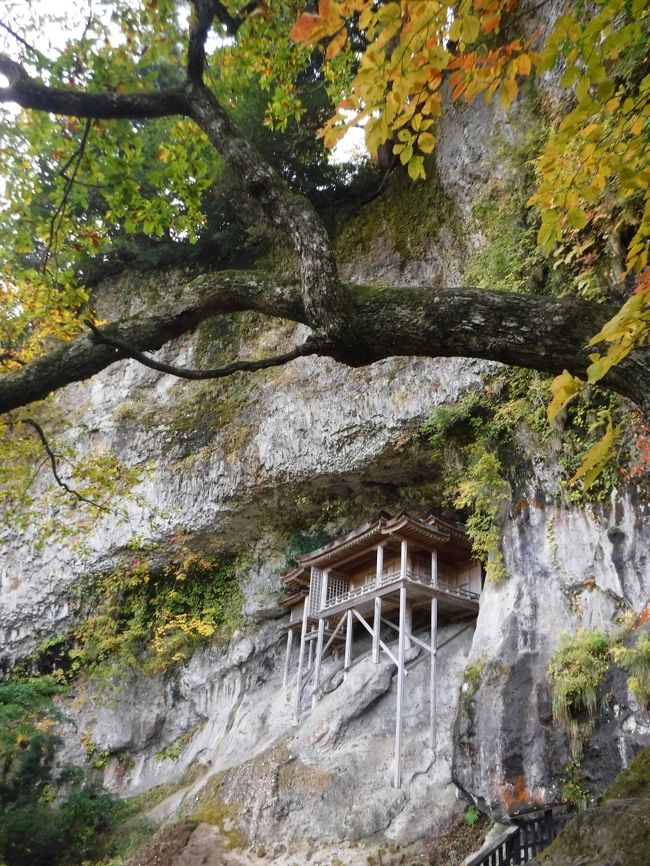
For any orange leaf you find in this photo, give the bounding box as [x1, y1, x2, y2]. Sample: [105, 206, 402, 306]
[482, 12, 501, 34]
[326, 28, 347, 59]
[290, 13, 322, 43]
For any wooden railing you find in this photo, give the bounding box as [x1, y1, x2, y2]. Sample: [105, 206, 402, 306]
[322, 568, 480, 611]
[465, 806, 573, 866]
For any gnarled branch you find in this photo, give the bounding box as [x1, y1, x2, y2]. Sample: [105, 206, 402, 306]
[0, 54, 187, 118]
[85, 320, 321, 379]
[22, 418, 111, 512]
[1, 273, 649, 418]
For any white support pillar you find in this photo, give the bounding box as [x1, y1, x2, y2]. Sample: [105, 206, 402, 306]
[430, 597, 438, 751]
[344, 609, 353, 676]
[293, 596, 310, 724]
[282, 627, 294, 691]
[400, 540, 410, 652]
[372, 597, 382, 663]
[394, 584, 407, 789]
[431, 549, 438, 588]
[400, 539, 408, 580]
[376, 543, 384, 586]
[311, 571, 329, 708]
[307, 626, 314, 669]
[404, 599, 413, 651]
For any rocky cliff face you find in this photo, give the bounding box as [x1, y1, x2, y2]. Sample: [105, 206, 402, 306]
[454, 495, 650, 818]
[2, 22, 650, 862]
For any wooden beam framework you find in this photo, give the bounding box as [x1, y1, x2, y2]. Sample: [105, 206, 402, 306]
[286, 526, 480, 788]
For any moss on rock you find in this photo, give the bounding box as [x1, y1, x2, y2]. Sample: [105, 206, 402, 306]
[533, 746, 650, 866]
[335, 160, 460, 268]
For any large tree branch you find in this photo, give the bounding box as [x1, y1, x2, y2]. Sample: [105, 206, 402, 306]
[0, 54, 187, 118]
[186, 81, 348, 335]
[1, 274, 649, 417]
[0, 271, 303, 413]
[0, 51, 347, 335]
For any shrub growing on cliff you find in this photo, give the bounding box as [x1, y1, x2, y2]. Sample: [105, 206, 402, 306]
[548, 629, 612, 756]
[0, 678, 121, 866]
[73, 547, 248, 683]
[612, 629, 650, 708]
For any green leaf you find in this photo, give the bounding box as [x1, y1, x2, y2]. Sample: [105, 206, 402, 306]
[568, 207, 588, 229]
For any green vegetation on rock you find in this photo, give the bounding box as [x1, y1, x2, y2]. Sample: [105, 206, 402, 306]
[537, 746, 650, 866]
[548, 629, 612, 757]
[0, 678, 124, 866]
[26, 546, 249, 689]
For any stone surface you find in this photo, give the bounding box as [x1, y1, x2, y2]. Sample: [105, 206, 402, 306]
[453, 495, 650, 818]
[2, 1, 650, 858]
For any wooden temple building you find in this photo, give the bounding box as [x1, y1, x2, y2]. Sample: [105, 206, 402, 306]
[280, 510, 482, 788]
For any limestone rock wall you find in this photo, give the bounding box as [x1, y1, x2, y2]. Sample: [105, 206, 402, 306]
[453, 495, 650, 818]
[2, 2, 650, 857]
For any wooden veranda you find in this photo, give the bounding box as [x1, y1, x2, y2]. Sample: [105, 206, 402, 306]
[280, 511, 482, 788]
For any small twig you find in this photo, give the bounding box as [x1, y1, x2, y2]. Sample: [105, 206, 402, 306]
[22, 417, 112, 512]
[0, 21, 51, 66]
[43, 118, 92, 276]
[86, 320, 321, 380]
[0, 351, 25, 367]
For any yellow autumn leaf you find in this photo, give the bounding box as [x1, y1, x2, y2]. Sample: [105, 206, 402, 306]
[499, 78, 518, 111]
[517, 53, 532, 75]
[567, 207, 589, 229]
[408, 154, 426, 180]
[461, 14, 480, 44]
[548, 370, 583, 421]
[418, 131, 436, 153]
[570, 419, 617, 491]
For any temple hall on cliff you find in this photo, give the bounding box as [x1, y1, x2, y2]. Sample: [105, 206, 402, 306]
[280, 510, 483, 787]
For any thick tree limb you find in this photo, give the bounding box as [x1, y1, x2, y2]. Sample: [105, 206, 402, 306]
[186, 82, 348, 335]
[0, 52, 347, 335]
[0, 54, 187, 118]
[0, 271, 302, 413]
[1, 274, 649, 417]
[187, 0, 214, 82]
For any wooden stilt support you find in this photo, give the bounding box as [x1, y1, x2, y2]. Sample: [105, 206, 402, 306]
[312, 620, 325, 708]
[293, 595, 310, 724]
[373, 544, 384, 664]
[353, 608, 400, 669]
[311, 570, 329, 708]
[376, 544, 384, 587]
[430, 597, 438, 751]
[307, 626, 314, 669]
[404, 600, 413, 651]
[282, 627, 294, 691]
[344, 609, 353, 676]
[394, 584, 407, 789]
[372, 596, 381, 663]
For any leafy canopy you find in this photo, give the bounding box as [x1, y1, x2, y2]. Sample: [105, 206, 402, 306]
[0, 0, 649, 516]
[287, 0, 650, 486]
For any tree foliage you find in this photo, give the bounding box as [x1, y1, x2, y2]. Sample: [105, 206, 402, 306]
[0, 0, 649, 526]
[0, 678, 121, 866]
[290, 0, 650, 477]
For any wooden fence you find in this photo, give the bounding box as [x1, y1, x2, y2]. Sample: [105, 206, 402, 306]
[464, 805, 574, 866]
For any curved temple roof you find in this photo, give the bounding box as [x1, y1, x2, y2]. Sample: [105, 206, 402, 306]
[281, 510, 471, 585]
